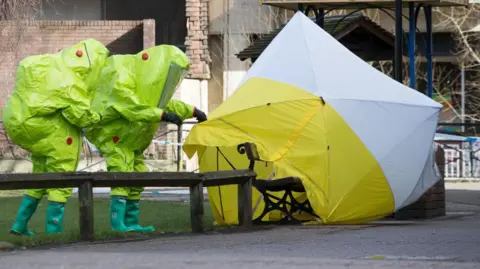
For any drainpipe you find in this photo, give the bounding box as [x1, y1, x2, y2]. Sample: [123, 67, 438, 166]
[223, 0, 231, 101]
[461, 62, 465, 133]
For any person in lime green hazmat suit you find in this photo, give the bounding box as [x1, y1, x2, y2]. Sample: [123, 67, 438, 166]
[3, 39, 109, 235]
[85, 45, 207, 233]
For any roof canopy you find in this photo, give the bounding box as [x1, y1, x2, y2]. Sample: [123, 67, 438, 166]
[237, 13, 460, 62]
[236, 13, 395, 62]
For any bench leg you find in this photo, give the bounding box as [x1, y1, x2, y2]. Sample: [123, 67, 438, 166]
[287, 191, 319, 220]
[238, 177, 253, 227]
[252, 189, 318, 225]
[190, 182, 204, 233]
[78, 181, 94, 241]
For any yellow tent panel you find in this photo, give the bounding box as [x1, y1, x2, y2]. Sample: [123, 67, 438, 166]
[185, 78, 395, 224]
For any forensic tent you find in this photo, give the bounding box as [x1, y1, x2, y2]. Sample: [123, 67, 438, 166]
[183, 11, 443, 225]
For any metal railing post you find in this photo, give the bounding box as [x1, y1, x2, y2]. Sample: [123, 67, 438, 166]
[177, 124, 183, 172]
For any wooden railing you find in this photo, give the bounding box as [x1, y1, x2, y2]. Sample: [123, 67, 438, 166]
[0, 170, 256, 241]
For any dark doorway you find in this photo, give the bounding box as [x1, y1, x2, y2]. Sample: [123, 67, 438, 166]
[105, 0, 187, 50]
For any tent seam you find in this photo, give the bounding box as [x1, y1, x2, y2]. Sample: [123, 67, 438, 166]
[299, 14, 321, 100]
[399, 145, 439, 209]
[327, 97, 442, 109]
[208, 98, 319, 124]
[394, 111, 440, 210]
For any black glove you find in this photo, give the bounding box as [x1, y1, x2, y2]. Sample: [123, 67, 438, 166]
[161, 112, 182, 126]
[193, 108, 207, 123]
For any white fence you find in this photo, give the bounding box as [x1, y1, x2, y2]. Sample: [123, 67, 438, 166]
[438, 142, 480, 181]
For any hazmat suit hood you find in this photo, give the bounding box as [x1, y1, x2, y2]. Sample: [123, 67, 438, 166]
[60, 38, 110, 92]
[2, 38, 109, 151]
[135, 45, 190, 109]
[86, 44, 194, 126]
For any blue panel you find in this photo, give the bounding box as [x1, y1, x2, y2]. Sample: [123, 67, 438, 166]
[424, 6, 433, 98]
[408, 3, 416, 89]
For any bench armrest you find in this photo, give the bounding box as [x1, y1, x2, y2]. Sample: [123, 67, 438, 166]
[237, 143, 261, 170]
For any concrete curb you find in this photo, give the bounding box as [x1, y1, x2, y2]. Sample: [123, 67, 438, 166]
[7, 232, 202, 252]
[14, 227, 272, 252]
[434, 211, 477, 220]
[0, 241, 15, 251]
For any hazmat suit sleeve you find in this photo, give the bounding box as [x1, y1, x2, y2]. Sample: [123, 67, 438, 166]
[112, 96, 165, 123]
[60, 90, 101, 128]
[165, 99, 195, 121]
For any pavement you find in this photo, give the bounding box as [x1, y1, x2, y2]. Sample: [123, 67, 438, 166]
[1, 183, 480, 269]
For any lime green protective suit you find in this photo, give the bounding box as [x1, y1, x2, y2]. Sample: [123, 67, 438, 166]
[85, 45, 197, 233]
[3, 39, 109, 235]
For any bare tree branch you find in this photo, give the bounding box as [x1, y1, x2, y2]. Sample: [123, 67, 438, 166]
[434, 5, 480, 122]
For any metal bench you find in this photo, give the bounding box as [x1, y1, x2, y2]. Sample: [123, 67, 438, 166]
[236, 143, 319, 224]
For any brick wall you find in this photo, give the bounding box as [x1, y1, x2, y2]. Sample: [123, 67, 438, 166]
[185, 0, 211, 80]
[143, 19, 156, 49]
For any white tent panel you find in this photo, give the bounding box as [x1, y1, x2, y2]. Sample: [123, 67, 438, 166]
[241, 11, 442, 109]
[400, 144, 442, 208]
[238, 15, 317, 96]
[376, 112, 439, 209]
[327, 99, 439, 163]
[299, 12, 441, 107]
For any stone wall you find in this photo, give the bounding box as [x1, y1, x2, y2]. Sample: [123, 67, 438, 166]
[185, 0, 211, 80]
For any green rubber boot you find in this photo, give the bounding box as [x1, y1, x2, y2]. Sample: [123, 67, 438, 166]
[110, 196, 134, 232]
[10, 195, 40, 236]
[125, 200, 155, 233]
[46, 201, 65, 234]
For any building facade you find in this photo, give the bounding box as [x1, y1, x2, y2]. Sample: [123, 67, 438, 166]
[207, 0, 290, 111]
